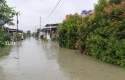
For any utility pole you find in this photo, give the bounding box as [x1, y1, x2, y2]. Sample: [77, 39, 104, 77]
[40, 17, 41, 28]
[35, 26, 36, 32]
[16, 12, 19, 33]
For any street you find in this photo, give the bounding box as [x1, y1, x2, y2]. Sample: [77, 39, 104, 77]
[0, 37, 125, 80]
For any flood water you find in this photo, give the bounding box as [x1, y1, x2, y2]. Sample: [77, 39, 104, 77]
[0, 37, 125, 80]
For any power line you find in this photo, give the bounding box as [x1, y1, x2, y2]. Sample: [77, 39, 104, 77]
[42, 0, 62, 22]
[52, 0, 66, 17]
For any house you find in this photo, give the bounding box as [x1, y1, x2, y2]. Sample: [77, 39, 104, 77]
[4, 27, 23, 41]
[41, 23, 60, 40]
[5, 27, 23, 33]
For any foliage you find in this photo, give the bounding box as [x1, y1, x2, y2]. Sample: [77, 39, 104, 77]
[109, 0, 122, 4]
[75, 14, 95, 54]
[13, 33, 22, 41]
[0, 0, 16, 26]
[23, 32, 27, 39]
[0, 0, 16, 47]
[87, 0, 125, 67]
[57, 0, 125, 67]
[33, 28, 41, 38]
[57, 14, 83, 49]
[0, 29, 10, 47]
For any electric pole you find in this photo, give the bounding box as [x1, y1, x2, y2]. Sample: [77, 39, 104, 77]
[16, 12, 19, 33]
[40, 17, 41, 28]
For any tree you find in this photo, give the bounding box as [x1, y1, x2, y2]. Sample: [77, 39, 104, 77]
[75, 14, 95, 54]
[0, 0, 16, 47]
[109, 0, 122, 4]
[33, 28, 41, 38]
[57, 13, 83, 49]
[57, 0, 125, 67]
[0, 0, 16, 27]
[88, 0, 125, 67]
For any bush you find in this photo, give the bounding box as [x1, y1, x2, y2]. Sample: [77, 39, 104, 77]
[57, 0, 125, 68]
[57, 14, 82, 49]
[0, 29, 11, 47]
[109, 0, 122, 4]
[87, 0, 125, 67]
[14, 33, 22, 41]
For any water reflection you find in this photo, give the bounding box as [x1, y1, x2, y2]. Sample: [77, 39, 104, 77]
[0, 67, 6, 80]
[0, 46, 12, 59]
[0, 44, 16, 80]
[41, 41, 59, 60]
[0, 38, 125, 80]
[57, 47, 125, 80]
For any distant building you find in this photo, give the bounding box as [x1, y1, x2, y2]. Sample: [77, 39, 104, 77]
[4, 27, 23, 33]
[4, 27, 23, 41]
[81, 10, 94, 17]
[41, 23, 60, 40]
[65, 15, 70, 20]
[81, 10, 88, 16]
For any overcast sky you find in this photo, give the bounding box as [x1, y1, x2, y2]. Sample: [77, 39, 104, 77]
[6, 0, 98, 32]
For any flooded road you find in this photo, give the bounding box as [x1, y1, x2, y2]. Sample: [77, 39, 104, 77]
[0, 37, 125, 80]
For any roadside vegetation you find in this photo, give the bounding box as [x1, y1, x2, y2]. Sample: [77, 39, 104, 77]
[57, 0, 125, 67]
[0, 29, 11, 47]
[33, 28, 41, 38]
[0, 0, 16, 47]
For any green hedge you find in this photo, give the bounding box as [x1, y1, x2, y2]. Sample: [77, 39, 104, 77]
[0, 29, 11, 47]
[57, 14, 82, 49]
[57, 0, 125, 68]
[88, 0, 125, 67]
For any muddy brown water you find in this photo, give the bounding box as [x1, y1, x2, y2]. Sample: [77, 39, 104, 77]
[0, 37, 125, 80]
